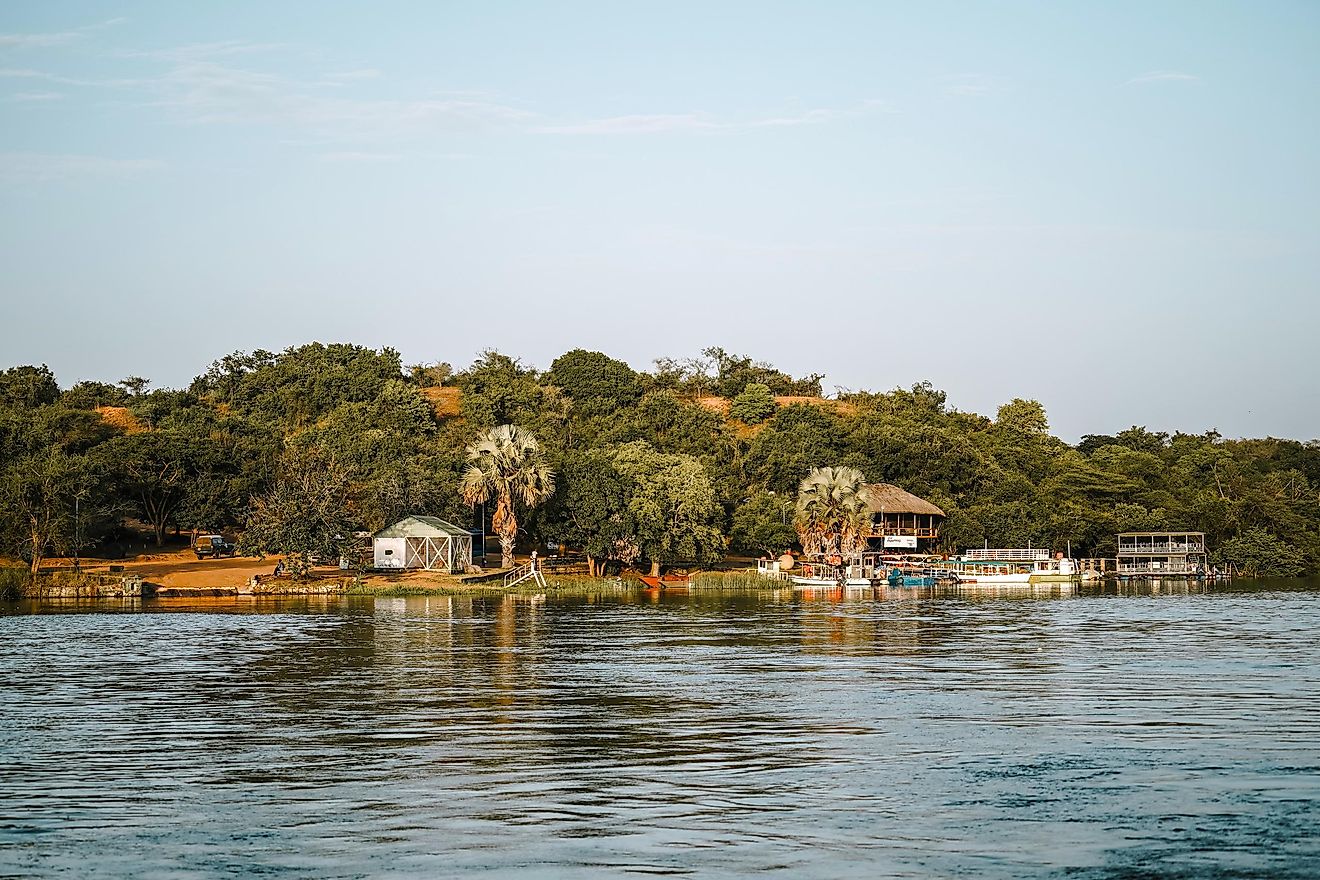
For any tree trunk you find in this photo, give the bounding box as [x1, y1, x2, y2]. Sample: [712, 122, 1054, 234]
[650, 559, 661, 577]
[29, 521, 43, 576]
[492, 495, 517, 570]
[499, 530, 516, 570]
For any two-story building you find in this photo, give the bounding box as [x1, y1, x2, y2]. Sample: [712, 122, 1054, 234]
[1117, 531, 1207, 577]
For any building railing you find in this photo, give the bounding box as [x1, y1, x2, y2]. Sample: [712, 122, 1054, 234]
[1118, 542, 1205, 555]
[869, 527, 939, 538]
[965, 548, 1051, 562]
[1117, 561, 1206, 575]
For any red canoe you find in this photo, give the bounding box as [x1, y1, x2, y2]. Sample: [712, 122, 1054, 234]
[637, 575, 691, 589]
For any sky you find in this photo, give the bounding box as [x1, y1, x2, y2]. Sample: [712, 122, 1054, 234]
[1, 1, 1317, 441]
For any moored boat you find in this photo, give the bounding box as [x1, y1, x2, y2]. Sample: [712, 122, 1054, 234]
[637, 574, 690, 589]
[1028, 557, 1081, 584]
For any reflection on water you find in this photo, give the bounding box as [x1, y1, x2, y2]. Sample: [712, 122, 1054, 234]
[3, 582, 1320, 878]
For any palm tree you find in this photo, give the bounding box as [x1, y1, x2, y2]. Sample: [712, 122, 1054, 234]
[794, 466, 872, 558]
[460, 425, 555, 570]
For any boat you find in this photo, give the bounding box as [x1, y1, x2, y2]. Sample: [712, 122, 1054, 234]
[1028, 557, 1081, 584]
[886, 568, 936, 588]
[637, 574, 690, 589]
[789, 556, 876, 588]
[930, 559, 1033, 585]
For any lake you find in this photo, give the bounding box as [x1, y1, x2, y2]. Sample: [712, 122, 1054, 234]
[3, 581, 1320, 878]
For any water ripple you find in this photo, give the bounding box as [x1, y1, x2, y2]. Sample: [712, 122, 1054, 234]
[2, 583, 1320, 877]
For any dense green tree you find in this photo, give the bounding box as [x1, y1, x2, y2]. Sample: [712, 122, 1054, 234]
[546, 349, 641, 416]
[729, 383, 777, 424]
[541, 450, 639, 576]
[456, 351, 545, 429]
[0, 365, 60, 409]
[730, 491, 799, 557]
[610, 441, 725, 576]
[1212, 528, 1306, 578]
[0, 447, 98, 573]
[240, 450, 357, 578]
[744, 404, 846, 493]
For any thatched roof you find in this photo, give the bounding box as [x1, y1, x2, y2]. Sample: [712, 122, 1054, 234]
[864, 484, 945, 517]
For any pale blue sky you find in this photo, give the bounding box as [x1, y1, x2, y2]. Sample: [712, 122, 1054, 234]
[2, 1, 1317, 440]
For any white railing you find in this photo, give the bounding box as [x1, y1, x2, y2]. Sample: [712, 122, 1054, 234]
[1118, 543, 1205, 555]
[504, 561, 547, 589]
[965, 548, 1051, 562]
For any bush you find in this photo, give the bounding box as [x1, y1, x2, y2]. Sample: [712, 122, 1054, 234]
[729, 383, 777, 424]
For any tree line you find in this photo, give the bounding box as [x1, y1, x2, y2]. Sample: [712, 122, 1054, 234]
[1, 344, 1316, 579]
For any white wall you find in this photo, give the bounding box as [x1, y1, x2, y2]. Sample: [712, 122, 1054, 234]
[373, 537, 408, 569]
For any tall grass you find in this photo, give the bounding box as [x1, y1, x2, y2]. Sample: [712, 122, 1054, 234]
[690, 570, 782, 591]
[0, 566, 28, 600]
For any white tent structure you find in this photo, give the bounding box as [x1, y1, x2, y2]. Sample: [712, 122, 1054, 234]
[373, 516, 474, 574]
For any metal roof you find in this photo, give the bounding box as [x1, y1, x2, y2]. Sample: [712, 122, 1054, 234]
[374, 515, 471, 539]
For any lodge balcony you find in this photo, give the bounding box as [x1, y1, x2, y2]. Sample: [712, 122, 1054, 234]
[1117, 541, 1206, 556]
[869, 526, 940, 538]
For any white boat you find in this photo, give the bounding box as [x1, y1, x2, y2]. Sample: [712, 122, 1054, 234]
[929, 560, 1033, 584]
[789, 556, 877, 588]
[1028, 557, 1081, 584]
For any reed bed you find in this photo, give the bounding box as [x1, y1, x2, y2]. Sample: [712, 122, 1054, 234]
[690, 570, 782, 591]
[0, 566, 27, 600]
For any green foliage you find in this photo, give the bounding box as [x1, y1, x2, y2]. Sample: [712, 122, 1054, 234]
[702, 347, 823, 397]
[1212, 528, 1307, 578]
[729, 383, 777, 424]
[996, 398, 1050, 435]
[0, 365, 60, 409]
[195, 344, 405, 426]
[610, 441, 726, 572]
[3, 343, 1320, 576]
[460, 424, 555, 569]
[60, 380, 129, 410]
[456, 351, 544, 428]
[730, 491, 798, 556]
[547, 349, 641, 415]
[239, 449, 358, 578]
[541, 449, 638, 573]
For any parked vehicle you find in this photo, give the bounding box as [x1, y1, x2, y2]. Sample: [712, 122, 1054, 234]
[194, 534, 237, 559]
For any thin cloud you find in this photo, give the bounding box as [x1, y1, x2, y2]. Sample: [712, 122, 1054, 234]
[0, 152, 160, 184]
[0, 31, 82, 49]
[128, 60, 533, 139]
[324, 68, 383, 82]
[0, 66, 132, 88]
[1126, 70, 1200, 85]
[535, 113, 721, 135]
[537, 101, 887, 135]
[0, 18, 126, 49]
[317, 150, 402, 163]
[938, 74, 1005, 97]
[6, 91, 64, 102]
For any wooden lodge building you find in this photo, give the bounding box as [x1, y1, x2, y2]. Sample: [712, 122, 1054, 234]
[864, 483, 946, 552]
[1117, 531, 1208, 577]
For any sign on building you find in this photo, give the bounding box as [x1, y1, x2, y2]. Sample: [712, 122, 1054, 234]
[884, 535, 918, 549]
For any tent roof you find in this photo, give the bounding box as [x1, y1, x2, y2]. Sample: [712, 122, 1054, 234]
[864, 483, 946, 517]
[374, 515, 471, 539]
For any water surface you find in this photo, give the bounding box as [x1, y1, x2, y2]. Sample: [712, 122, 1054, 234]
[3, 581, 1319, 878]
